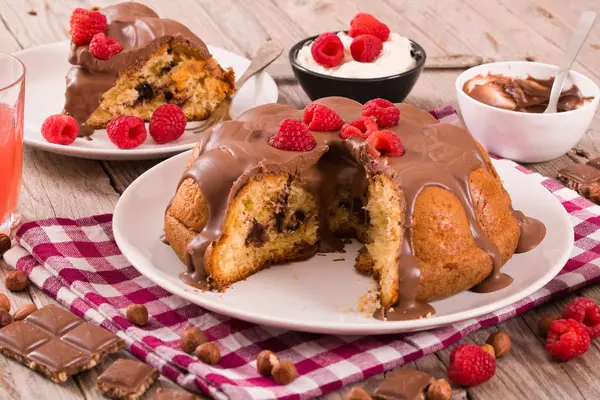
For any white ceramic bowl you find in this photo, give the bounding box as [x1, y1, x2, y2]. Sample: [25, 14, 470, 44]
[455, 62, 599, 163]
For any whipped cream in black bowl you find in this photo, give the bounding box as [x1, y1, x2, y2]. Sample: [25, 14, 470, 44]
[289, 32, 426, 103]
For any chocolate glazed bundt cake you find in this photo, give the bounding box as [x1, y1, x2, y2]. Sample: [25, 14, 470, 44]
[64, 2, 235, 134]
[163, 97, 546, 321]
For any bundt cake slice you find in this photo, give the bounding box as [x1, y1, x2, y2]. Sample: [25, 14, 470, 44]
[64, 2, 235, 131]
[85, 38, 234, 129]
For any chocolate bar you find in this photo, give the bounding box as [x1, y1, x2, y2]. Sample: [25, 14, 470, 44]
[0, 304, 124, 383]
[556, 163, 600, 203]
[95, 358, 158, 400]
[374, 368, 434, 400]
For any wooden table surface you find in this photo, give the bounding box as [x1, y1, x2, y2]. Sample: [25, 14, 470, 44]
[1, 0, 600, 399]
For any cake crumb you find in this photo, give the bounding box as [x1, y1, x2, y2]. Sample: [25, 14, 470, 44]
[357, 285, 379, 313]
[333, 258, 345, 262]
[292, 274, 299, 280]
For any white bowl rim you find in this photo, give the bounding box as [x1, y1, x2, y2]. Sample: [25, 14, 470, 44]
[455, 61, 600, 118]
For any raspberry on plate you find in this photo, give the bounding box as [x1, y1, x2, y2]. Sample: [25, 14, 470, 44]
[362, 98, 400, 128]
[149, 104, 187, 144]
[562, 297, 600, 339]
[69, 8, 108, 46]
[546, 319, 590, 361]
[365, 130, 404, 157]
[348, 13, 390, 42]
[302, 104, 344, 131]
[310, 33, 344, 68]
[340, 117, 378, 140]
[106, 115, 147, 149]
[269, 118, 316, 152]
[447, 344, 496, 387]
[41, 114, 79, 145]
[89, 33, 123, 60]
[350, 34, 383, 63]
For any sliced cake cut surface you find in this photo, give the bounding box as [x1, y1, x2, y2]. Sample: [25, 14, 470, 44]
[163, 96, 546, 321]
[63, 2, 235, 132]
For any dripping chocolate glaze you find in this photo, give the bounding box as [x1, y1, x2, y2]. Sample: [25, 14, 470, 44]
[62, 2, 210, 135]
[167, 96, 546, 319]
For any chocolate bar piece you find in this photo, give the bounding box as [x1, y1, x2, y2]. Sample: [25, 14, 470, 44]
[374, 368, 434, 400]
[587, 157, 600, 170]
[155, 388, 198, 399]
[0, 304, 124, 383]
[556, 164, 600, 204]
[96, 358, 158, 400]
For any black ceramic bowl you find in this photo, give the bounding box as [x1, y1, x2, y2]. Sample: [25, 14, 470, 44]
[289, 34, 426, 103]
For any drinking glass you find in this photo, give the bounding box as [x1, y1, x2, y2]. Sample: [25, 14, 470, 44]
[0, 54, 25, 233]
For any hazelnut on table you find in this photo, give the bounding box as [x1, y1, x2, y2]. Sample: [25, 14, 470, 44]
[486, 331, 511, 358]
[126, 304, 148, 326]
[0, 293, 10, 312]
[195, 342, 220, 365]
[539, 314, 560, 336]
[0, 234, 11, 256]
[0, 310, 12, 327]
[5, 270, 28, 292]
[346, 386, 372, 400]
[272, 360, 297, 385]
[180, 327, 207, 353]
[256, 350, 280, 377]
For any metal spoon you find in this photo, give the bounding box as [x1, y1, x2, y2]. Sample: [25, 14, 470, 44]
[188, 41, 283, 133]
[544, 11, 597, 113]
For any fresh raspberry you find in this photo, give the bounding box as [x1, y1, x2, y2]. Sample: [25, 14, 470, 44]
[447, 344, 496, 387]
[106, 116, 147, 149]
[311, 33, 344, 68]
[302, 104, 344, 131]
[69, 8, 107, 46]
[41, 114, 79, 145]
[348, 13, 390, 42]
[350, 34, 383, 63]
[89, 33, 123, 60]
[269, 118, 316, 152]
[362, 98, 400, 128]
[339, 117, 378, 139]
[149, 104, 187, 144]
[546, 319, 590, 361]
[562, 297, 600, 339]
[366, 130, 404, 157]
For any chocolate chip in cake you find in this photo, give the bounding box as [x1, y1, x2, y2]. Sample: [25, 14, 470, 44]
[134, 82, 154, 102]
[275, 212, 285, 232]
[164, 91, 174, 101]
[245, 220, 266, 246]
[286, 210, 306, 231]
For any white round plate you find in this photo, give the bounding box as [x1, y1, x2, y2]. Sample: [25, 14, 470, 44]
[15, 41, 278, 160]
[114, 153, 573, 335]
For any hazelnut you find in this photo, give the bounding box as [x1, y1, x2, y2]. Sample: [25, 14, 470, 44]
[0, 310, 12, 327]
[126, 304, 148, 326]
[272, 360, 297, 385]
[180, 327, 207, 353]
[426, 379, 452, 400]
[195, 342, 220, 365]
[13, 303, 37, 321]
[480, 344, 496, 358]
[0, 234, 10, 256]
[346, 386, 373, 400]
[256, 350, 280, 377]
[539, 314, 560, 336]
[0, 293, 10, 312]
[486, 331, 511, 358]
[5, 270, 28, 292]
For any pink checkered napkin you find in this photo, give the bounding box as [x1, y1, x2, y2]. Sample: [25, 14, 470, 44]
[5, 110, 600, 400]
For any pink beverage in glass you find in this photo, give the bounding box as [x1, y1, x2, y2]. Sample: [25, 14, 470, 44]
[0, 54, 25, 233]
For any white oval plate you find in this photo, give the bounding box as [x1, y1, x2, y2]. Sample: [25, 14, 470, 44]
[113, 153, 573, 335]
[15, 41, 278, 160]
